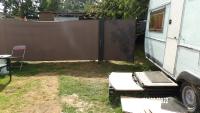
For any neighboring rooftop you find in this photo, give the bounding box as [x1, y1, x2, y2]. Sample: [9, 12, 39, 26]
[39, 11, 95, 21]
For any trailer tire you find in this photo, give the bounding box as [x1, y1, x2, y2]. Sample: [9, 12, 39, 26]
[181, 82, 200, 113]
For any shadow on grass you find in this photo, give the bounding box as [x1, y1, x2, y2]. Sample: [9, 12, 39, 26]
[12, 60, 158, 78]
[0, 75, 11, 92]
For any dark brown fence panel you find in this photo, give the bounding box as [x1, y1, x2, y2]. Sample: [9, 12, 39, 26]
[0, 20, 99, 61]
[0, 20, 136, 61]
[104, 20, 136, 61]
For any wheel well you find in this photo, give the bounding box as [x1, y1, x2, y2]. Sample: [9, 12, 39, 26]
[177, 71, 200, 87]
[177, 79, 184, 87]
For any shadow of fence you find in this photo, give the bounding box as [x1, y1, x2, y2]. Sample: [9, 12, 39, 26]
[0, 75, 11, 92]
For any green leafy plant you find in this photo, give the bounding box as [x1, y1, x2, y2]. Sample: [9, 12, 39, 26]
[85, 0, 149, 19]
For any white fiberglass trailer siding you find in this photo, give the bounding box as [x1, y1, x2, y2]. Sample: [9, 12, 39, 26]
[145, 0, 200, 112]
[175, 0, 200, 81]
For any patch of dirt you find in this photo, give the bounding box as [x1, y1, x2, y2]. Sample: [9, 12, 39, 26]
[22, 73, 61, 113]
[61, 94, 93, 112]
[4, 78, 28, 95]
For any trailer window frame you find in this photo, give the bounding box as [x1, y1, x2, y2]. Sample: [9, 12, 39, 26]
[149, 8, 165, 33]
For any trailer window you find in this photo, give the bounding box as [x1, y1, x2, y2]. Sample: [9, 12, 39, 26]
[149, 8, 165, 32]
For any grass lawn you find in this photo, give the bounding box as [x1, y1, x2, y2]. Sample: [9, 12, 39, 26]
[0, 44, 157, 113]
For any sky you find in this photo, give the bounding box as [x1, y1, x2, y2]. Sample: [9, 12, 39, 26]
[0, 3, 3, 13]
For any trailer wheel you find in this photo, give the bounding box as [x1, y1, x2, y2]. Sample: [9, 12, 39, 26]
[181, 82, 200, 113]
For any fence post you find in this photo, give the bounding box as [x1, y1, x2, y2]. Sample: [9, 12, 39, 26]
[98, 19, 104, 62]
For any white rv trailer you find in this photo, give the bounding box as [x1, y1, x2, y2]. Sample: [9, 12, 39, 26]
[145, 0, 200, 112]
[109, 0, 200, 112]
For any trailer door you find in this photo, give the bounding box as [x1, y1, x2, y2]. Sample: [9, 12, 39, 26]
[163, 0, 184, 75]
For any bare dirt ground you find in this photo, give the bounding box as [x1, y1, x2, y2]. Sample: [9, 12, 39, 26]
[61, 94, 93, 112]
[21, 73, 61, 113]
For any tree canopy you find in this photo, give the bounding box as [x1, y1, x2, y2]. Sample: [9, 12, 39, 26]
[2, 0, 149, 20]
[38, 0, 59, 12]
[3, 0, 96, 18]
[3, 0, 39, 18]
[58, 0, 96, 12]
[85, 0, 149, 19]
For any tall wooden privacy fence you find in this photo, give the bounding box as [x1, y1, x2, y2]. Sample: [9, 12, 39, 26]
[0, 20, 136, 61]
